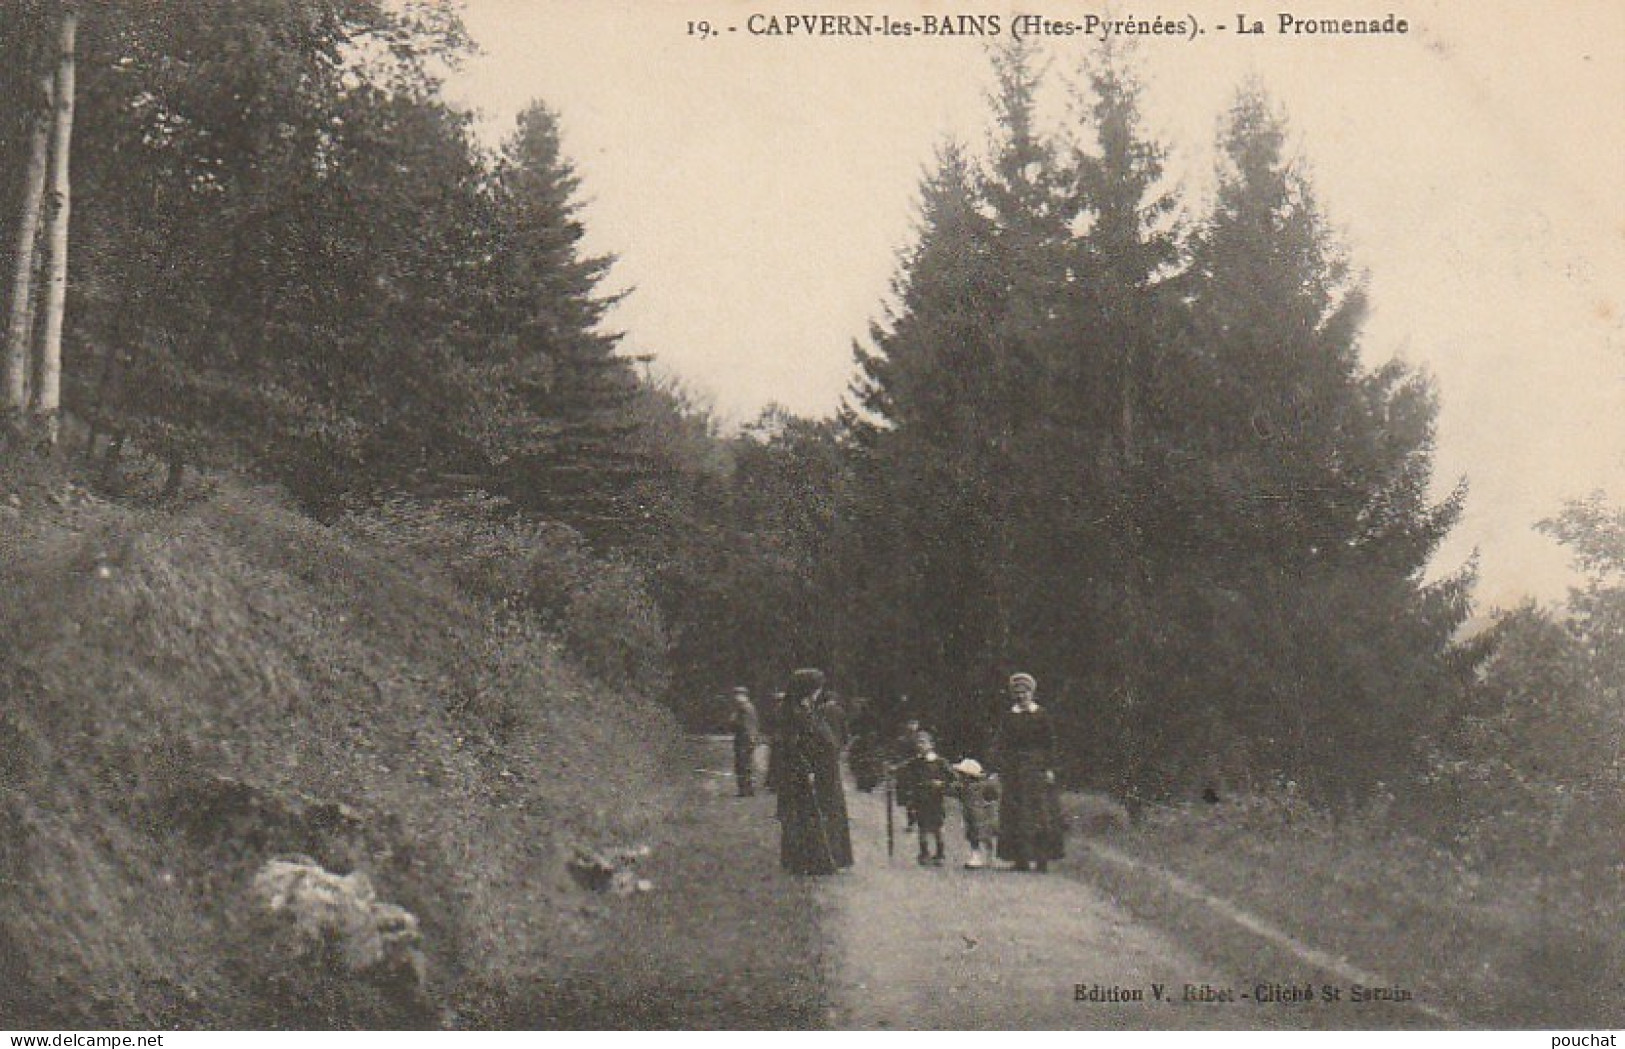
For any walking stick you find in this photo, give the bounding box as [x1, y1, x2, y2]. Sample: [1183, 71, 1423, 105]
[885, 769, 895, 859]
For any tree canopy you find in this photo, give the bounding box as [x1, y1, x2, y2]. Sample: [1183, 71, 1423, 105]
[840, 50, 1471, 800]
[1, 17, 1479, 793]
[3, 1, 648, 525]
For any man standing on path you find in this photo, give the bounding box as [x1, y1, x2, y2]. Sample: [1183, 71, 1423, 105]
[730, 686, 759, 797]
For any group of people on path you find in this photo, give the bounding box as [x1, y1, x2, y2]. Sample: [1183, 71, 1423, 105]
[727, 669, 1066, 876]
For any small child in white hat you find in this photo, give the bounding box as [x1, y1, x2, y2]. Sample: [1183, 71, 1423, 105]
[952, 757, 1000, 869]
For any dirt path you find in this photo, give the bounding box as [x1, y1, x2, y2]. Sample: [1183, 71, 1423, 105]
[819, 784, 1249, 1029]
[694, 739, 1446, 1030]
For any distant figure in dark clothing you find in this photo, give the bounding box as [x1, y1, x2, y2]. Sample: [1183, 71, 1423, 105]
[893, 716, 923, 830]
[892, 716, 923, 764]
[848, 730, 886, 792]
[729, 686, 759, 796]
[990, 672, 1064, 872]
[776, 669, 854, 875]
[897, 730, 953, 865]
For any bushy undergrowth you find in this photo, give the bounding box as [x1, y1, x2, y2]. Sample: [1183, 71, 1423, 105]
[0, 466, 685, 1027]
[1103, 541, 1625, 1027]
[1115, 781, 1625, 1027]
[341, 493, 669, 699]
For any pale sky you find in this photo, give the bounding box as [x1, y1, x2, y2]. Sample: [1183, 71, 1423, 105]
[443, 0, 1625, 610]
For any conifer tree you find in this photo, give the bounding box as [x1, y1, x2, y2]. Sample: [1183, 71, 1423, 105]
[487, 103, 646, 541]
[1168, 86, 1470, 798]
[847, 140, 1007, 727]
[1045, 49, 1185, 793]
[845, 41, 1080, 744]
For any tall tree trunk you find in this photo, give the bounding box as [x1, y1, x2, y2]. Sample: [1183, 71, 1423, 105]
[32, 8, 77, 447]
[4, 60, 54, 420]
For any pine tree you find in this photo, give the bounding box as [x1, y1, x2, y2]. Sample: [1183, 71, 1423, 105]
[1045, 48, 1185, 795]
[847, 140, 1007, 729]
[1168, 86, 1470, 799]
[977, 40, 1079, 671]
[1067, 51, 1182, 462]
[844, 41, 1082, 745]
[486, 103, 646, 541]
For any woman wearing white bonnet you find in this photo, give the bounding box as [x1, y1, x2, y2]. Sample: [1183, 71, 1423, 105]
[989, 672, 1063, 872]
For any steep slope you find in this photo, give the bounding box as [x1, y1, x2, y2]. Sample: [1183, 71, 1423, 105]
[0, 478, 684, 1027]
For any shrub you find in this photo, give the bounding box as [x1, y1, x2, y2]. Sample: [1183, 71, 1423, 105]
[341, 493, 575, 609]
[342, 493, 669, 699]
[560, 557, 669, 698]
[1417, 600, 1625, 872]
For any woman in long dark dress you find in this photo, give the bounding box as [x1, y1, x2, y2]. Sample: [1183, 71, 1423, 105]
[990, 672, 1064, 872]
[776, 668, 854, 875]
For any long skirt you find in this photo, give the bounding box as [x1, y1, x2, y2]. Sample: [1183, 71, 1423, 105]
[995, 766, 1063, 864]
[778, 773, 853, 874]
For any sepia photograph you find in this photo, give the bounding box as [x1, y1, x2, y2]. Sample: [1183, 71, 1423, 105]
[0, 0, 1621, 1035]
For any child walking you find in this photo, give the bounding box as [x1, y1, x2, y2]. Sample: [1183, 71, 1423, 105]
[898, 730, 953, 865]
[952, 758, 1000, 869]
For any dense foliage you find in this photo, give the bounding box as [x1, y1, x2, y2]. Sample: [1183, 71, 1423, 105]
[836, 51, 1471, 802]
[3, 9, 1484, 799]
[2, 1, 647, 527]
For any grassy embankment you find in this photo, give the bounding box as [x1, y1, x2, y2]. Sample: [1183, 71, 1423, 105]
[0, 459, 822, 1028]
[1069, 791, 1625, 1029]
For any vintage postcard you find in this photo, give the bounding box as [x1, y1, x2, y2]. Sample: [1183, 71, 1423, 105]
[1, 0, 1620, 1038]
